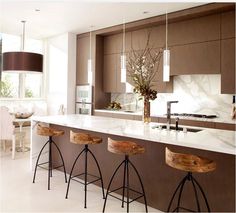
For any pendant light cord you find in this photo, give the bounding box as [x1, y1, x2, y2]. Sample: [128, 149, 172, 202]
[123, 19, 125, 55]
[165, 12, 168, 50]
[89, 26, 92, 60]
[21, 20, 26, 51]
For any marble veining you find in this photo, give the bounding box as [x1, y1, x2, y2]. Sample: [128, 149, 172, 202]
[32, 114, 236, 155]
[111, 75, 235, 124]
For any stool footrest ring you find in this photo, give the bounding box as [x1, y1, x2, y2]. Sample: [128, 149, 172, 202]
[173, 206, 196, 212]
[107, 186, 144, 204]
[70, 172, 102, 186]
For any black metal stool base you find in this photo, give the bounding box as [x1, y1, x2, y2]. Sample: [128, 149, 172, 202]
[32, 136, 67, 190]
[167, 172, 211, 212]
[103, 155, 148, 213]
[65, 144, 105, 209]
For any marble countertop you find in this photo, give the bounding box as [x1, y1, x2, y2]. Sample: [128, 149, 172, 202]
[94, 109, 236, 124]
[32, 114, 236, 155]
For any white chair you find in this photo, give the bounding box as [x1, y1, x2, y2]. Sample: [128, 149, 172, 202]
[0, 106, 25, 159]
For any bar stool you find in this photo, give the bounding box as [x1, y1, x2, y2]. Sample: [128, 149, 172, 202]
[65, 130, 105, 208]
[32, 124, 67, 190]
[103, 137, 148, 213]
[165, 147, 216, 212]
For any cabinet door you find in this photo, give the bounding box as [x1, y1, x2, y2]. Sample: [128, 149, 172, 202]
[221, 11, 235, 39]
[152, 49, 173, 93]
[103, 54, 117, 93]
[170, 40, 220, 75]
[104, 32, 132, 54]
[76, 36, 89, 84]
[131, 28, 149, 51]
[221, 38, 235, 94]
[104, 34, 121, 54]
[116, 54, 126, 93]
[169, 14, 220, 46]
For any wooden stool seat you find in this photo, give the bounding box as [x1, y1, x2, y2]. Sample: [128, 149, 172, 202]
[70, 131, 102, 145]
[37, 124, 64, 137]
[103, 137, 148, 212]
[66, 130, 105, 208]
[108, 138, 145, 156]
[33, 124, 67, 190]
[165, 147, 216, 173]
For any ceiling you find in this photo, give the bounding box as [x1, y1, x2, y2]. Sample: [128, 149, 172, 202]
[0, 1, 207, 39]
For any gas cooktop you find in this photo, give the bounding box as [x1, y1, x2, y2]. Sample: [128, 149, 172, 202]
[170, 113, 217, 119]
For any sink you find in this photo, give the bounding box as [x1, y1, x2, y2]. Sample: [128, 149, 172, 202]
[152, 125, 203, 133]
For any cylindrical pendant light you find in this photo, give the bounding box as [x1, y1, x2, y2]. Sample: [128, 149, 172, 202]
[163, 12, 170, 82]
[87, 26, 93, 85]
[2, 21, 43, 73]
[121, 19, 126, 83]
[3, 52, 43, 73]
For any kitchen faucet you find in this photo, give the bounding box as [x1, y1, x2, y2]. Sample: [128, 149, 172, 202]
[167, 101, 179, 127]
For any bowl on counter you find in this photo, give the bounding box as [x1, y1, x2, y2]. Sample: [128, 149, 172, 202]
[15, 112, 34, 119]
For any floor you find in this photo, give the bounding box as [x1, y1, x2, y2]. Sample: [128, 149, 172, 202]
[0, 149, 161, 212]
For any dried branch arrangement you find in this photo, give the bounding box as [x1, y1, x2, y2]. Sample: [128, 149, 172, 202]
[127, 33, 163, 101]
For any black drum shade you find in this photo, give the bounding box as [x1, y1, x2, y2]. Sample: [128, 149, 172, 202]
[2, 52, 43, 73]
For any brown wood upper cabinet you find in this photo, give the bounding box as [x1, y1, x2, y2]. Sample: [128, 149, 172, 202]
[103, 54, 125, 93]
[221, 11, 235, 39]
[170, 40, 221, 75]
[131, 28, 149, 50]
[76, 36, 90, 84]
[104, 32, 131, 55]
[221, 38, 235, 94]
[152, 51, 173, 93]
[169, 14, 220, 46]
[220, 9, 235, 94]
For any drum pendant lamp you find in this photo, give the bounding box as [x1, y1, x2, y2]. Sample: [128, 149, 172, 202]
[2, 21, 43, 73]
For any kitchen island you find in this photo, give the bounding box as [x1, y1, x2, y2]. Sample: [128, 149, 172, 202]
[31, 114, 235, 212]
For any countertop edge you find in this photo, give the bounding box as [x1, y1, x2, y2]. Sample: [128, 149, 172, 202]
[32, 114, 236, 156]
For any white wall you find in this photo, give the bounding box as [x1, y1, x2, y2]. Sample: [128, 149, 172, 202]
[45, 32, 76, 115]
[67, 33, 76, 114]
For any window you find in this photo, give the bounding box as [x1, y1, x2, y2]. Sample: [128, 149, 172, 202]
[0, 73, 19, 98]
[0, 33, 44, 99]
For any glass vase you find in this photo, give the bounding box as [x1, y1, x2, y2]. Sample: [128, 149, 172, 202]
[143, 97, 151, 124]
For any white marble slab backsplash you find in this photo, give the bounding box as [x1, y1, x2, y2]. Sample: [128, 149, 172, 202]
[111, 75, 234, 122]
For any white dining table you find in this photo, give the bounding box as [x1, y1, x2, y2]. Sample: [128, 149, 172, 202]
[14, 118, 31, 152]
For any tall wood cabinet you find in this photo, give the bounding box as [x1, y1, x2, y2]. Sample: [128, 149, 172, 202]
[220, 11, 235, 94]
[221, 38, 235, 94]
[76, 36, 90, 85]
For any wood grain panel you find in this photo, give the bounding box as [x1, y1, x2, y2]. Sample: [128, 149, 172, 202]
[52, 125, 235, 212]
[221, 38, 235, 94]
[131, 28, 149, 51]
[215, 122, 235, 131]
[149, 25, 165, 48]
[94, 35, 111, 110]
[116, 54, 126, 93]
[103, 54, 117, 93]
[85, 4, 234, 37]
[170, 40, 220, 75]
[104, 32, 131, 54]
[169, 14, 220, 46]
[221, 11, 235, 39]
[76, 36, 89, 84]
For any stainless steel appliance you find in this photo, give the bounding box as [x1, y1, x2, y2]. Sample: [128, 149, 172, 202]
[75, 85, 93, 115]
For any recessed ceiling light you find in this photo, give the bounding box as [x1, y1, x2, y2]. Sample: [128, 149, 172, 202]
[35, 9, 40, 12]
